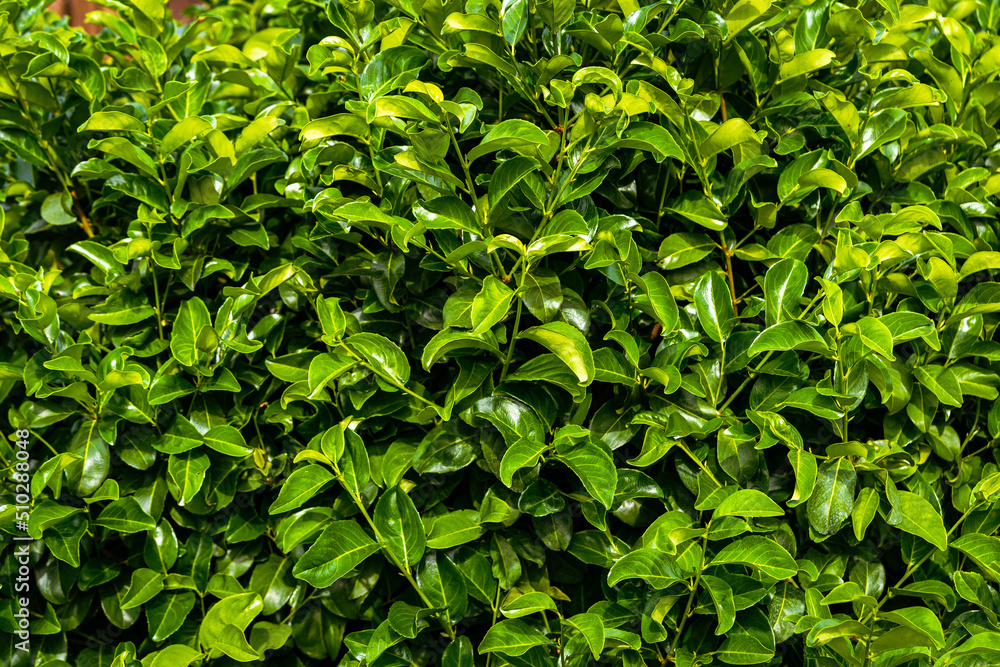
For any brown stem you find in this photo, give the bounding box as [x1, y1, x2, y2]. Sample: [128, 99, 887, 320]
[721, 233, 738, 312]
[71, 192, 95, 238]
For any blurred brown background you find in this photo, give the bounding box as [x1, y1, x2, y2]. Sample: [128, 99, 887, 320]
[47, 0, 200, 28]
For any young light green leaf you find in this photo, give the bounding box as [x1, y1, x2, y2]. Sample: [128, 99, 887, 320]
[787, 449, 817, 508]
[517, 321, 594, 385]
[852, 487, 880, 541]
[500, 438, 549, 486]
[479, 619, 554, 656]
[886, 490, 948, 551]
[170, 297, 211, 367]
[714, 489, 784, 518]
[472, 276, 516, 335]
[203, 425, 253, 457]
[426, 510, 484, 549]
[710, 536, 798, 579]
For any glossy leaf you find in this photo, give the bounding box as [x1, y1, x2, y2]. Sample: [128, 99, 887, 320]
[292, 521, 380, 587]
[374, 485, 426, 570]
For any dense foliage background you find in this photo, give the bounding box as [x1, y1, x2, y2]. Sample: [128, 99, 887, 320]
[2, 0, 1000, 664]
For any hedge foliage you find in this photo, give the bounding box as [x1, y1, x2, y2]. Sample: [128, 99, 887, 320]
[3, 0, 1000, 664]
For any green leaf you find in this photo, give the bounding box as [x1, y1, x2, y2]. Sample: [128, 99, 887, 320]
[633, 271, 679, 334]
[425, 337, 498, 384]
[213, 624, 260, 661]
[149, 374, 196, 405]
[168, 450, 210, 506]
[666, 191, 728, 230]
[777, 49, 837, 82]
[852, 487, 879, 541]
[694, 271, 735, 342]
[292, 520, 380, 587]
[850, 317, 896, 360]
[787, 449, 817, 507]
[79, 110, 146, 133]
[443, 13, 501, 35]
[715, 607, 776, 665]
[500, 438, 549, 486]
[339, 428, 371, 499]
[346, 332, 411, 385]
[444, 637, 475, 667]
[748, 321, 830, 358]
[120, 567, 165, 609]
[374, 485, 426, 570]
[500, 0, 529, 44]
[764, 258, 807, 327]
[702, 575, 736, 634]
[468, 120, 548, 163]
[856, 108, 907, 160]
[711, 536, 798, 579]
[886, 491, 948, 551]
[807, 458, 857, 535]
[960, 252, 1000, 279]
[517, 322, 594, 385]
[68, 241, 124, 280]
[147, 591, 196, 642]
[149, 645, 203, 667]
[552, 440, 617, 509]
[564, 613, 604, 660]
[479, 619, 554, 656]
[472, 276, 516, 335]
[913, 365, 963, 407]
[145, 520, 179, 572]
[724, 0, 773, 42]
[658, 233, 715, 270]
[951, 534, 1000, 577]
[416, 551, 468, 621]
[300, 114, 370, 145]
[700, 119, 762, 158]
[714, 489, 784, 518]
[307, 352, 355, 392]
[414, 196, 481, 235]
[467, 396, 545, 446]
[489, 156, 539, 209]
[616, 122, 684, 161]
[607, 548, 684, 588]
[203, 425, 253, 457]
[520, 268, 563, 323]
[879, 607, 945, 648]
[268, 465, 336, 514]
[93, 497, 156, 533]
[427, 510, 485, 548]
[873, 0, 899, 20]
[170, 297, 211, 366]
[500, 591, 558, 618]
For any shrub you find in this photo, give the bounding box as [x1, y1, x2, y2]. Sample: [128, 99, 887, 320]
[2, 0, 1000, 664]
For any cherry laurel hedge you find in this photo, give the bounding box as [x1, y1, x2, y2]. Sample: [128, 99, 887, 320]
[3, 0, 1000, 664]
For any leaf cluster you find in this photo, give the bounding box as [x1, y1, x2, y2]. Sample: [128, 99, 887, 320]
[2, 0, 1000, 665]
